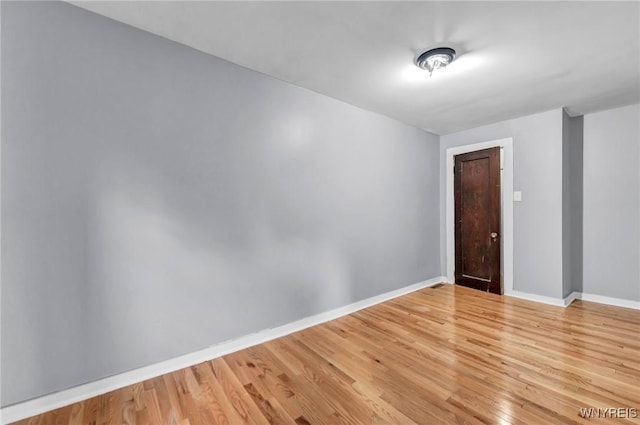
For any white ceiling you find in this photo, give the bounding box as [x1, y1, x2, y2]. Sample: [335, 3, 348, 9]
[70, 1, 640, 135]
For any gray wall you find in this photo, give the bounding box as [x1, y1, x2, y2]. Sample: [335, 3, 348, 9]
[563, 113, 584, 296]
[583, 103, 640, 301]
[1, 2, 440, 406]
[562, 111, 571, 297]
[440, 109, 564, 298]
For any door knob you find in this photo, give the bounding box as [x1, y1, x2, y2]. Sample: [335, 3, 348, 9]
[490, 232, 498, 239]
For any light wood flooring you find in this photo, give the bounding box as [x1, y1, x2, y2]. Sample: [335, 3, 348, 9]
[11, 284, 640, 424]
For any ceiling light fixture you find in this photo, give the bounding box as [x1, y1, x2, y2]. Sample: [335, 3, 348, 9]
[415, 47, 456, 76]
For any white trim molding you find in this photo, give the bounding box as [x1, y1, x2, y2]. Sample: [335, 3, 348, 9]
[504, 290, 639, 310]
[445, 138, 514, 294]
[563, 291, 580, 307]
[506, 290, 567, 307]
[0, 276, 447, 425]
[573, 292, 640, 310]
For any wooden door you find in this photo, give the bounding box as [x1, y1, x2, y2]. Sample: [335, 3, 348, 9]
[454, 147, 501, 294]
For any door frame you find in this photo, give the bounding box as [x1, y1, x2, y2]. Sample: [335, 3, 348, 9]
[446, 138, 514, 294]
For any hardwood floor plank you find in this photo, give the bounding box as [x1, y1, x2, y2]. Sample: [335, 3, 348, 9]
[10, 284, 640, 425]
[160, 374, 184, 424]
[143, 389, 163, 425]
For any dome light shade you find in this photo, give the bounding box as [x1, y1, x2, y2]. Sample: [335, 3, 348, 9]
[415, 47, 456, 76]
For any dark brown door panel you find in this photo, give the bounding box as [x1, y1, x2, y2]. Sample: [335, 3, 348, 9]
[454, 147, 501, 294]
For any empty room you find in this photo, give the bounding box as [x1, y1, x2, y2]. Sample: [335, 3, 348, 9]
[1, 1, 639, 424]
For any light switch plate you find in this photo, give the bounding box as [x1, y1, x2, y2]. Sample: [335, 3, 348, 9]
[514, 191, 522, 202]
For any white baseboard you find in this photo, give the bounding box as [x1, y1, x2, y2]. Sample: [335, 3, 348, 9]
[504, 289, 639, 310]
[563, 291, 580, 307]
[574, 292, 640, 310]
[504, 290, 567, 307]
[0, 276, 447, 425]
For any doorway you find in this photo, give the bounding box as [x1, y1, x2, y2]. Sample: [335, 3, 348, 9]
[445, 138, 514, 295]
[454, 147, 501, 294]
